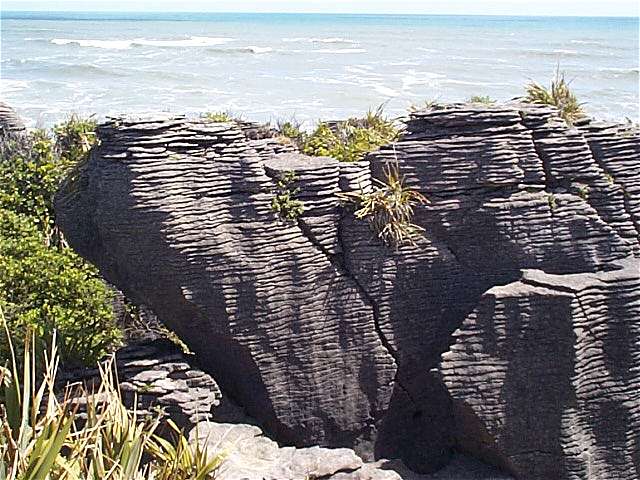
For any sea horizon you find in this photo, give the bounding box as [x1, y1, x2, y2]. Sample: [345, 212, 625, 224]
[2, 10, 638, 127]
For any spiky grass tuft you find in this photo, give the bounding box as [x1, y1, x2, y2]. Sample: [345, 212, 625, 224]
[525, 69, 585, 124]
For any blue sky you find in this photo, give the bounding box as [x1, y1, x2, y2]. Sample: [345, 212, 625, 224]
[2, 0, 639, 17]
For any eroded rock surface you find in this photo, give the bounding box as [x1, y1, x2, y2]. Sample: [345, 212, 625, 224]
[59, 338, 222, 429]
[55, 105, 640, 478]
[440, 258, 640, 480]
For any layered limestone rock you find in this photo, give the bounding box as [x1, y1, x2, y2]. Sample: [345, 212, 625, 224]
[54, 105, 640, 478]
[56, 115, 397, 458]
[58, 338, 222, 429]
[439, 258, 640, 480]
[0, 101, 26, 134]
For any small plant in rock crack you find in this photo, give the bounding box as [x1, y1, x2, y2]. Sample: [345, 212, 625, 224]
[576, 183, 590, 200]
[271, 171, 305, 221]
[547, 193, 558, 211]
[339, 160, 428, 248]
[468, 95, 496, 105]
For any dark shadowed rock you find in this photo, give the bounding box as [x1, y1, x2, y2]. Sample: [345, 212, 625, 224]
[55, 104, 640, 478]
[439, 258, 640, 480]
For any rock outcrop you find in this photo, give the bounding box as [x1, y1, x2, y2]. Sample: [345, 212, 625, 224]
[58, 338, 222, 430]
[55, 104, 640, 479]
[0, 101, 25, 134]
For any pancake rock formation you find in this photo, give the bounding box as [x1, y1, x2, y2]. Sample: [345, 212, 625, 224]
[55, 104, 640, 479]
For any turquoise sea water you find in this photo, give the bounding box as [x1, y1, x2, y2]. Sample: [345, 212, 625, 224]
[1, 11, 638, 127]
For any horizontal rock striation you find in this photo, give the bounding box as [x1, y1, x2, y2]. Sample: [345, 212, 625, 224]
[56, 115, 396, 457]
[440, 258, 640, 480]
[58, 338, 222, 429]
[55, 105, 640, 478]
[0, 101, 26, 134]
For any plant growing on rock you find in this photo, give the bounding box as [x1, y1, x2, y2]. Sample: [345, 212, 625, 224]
[204, 111, 233, 123]
[271, 171, 304, 221]
[0, 316, 226, 480]
[468, 95, 495, 104]
[301, 106, 399, 162]
[339, 160, 428, 248]
[525, 69, 585, 125]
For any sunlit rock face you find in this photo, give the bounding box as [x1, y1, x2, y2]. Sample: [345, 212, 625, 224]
[55, 104, 640, 478]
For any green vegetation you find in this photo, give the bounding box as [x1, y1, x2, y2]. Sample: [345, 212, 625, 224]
[298, 107, 399, 162]
[548, 193, 558, 211]
[408, 98, 441, 112]
[0, 210, 118, 365]
[339, 160, 428, 248]
[204, 111, 233, 123]
[275, 119, 305, 146]
[271, 171, 304, 221]
[0, 319, 225, 480]
[468, 95, 495, 105]
[0, 117, 120, 366]
[525, 70, 585, 125]
[576, 183, 590, 200]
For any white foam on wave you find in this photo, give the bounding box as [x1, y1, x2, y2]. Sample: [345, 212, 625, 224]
[1, 79, 30, 92]
[282, 37, 357, 44]
[372, 84, 399, 97]
[242, 46, 273, 54]
[51, 36, 233, 50]
[314, 48, 367, 54]
[571, 40, 604, 46]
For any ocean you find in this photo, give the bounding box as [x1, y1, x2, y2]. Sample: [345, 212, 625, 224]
[1, 11, 638, 128]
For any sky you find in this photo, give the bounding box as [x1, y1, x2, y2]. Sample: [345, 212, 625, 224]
[1, 0, 639, 17]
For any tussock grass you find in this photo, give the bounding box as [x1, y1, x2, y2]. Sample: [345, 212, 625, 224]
[525, 69, 585, 124]
[301, 106, 399, 162]
[339, 159, 428, 248]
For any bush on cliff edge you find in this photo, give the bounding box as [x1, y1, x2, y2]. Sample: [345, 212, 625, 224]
[0, 117, 121, 365]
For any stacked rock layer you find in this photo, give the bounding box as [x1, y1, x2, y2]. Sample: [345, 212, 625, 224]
[55, 105, 640, 479]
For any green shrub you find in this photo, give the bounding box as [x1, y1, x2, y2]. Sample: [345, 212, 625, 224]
[468, 95, 495, 104]
[0, 116, 119, 366]
[271, 171, 304, 221]
[204, 111, 233, 123]
[54, 114, 97, 164]
[0, 131, 61, 240]
[0, 209, 120, 365]
[301, 107, 399, 162]
[339, 161, 428, 248]
[525, 70, 584, 124]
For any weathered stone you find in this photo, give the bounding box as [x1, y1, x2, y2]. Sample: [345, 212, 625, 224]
[55, 103, 640, 478]
[58, 338, 222, 430]
[0, 101, 26, 134]
[191, 423, 363, 480]
[439, 258, 640, 480]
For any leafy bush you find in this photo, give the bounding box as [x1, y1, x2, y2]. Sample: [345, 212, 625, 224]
[0, 209, 120, 365]
[270, 171, 304, 221]
[301, 107, 399, 162]
[0, 321, 225, 480]
[339, 160, 428, 248]
[525, 70, 584, 124]
[54, 114, 97, 164]
[0, 116, 119, 366]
